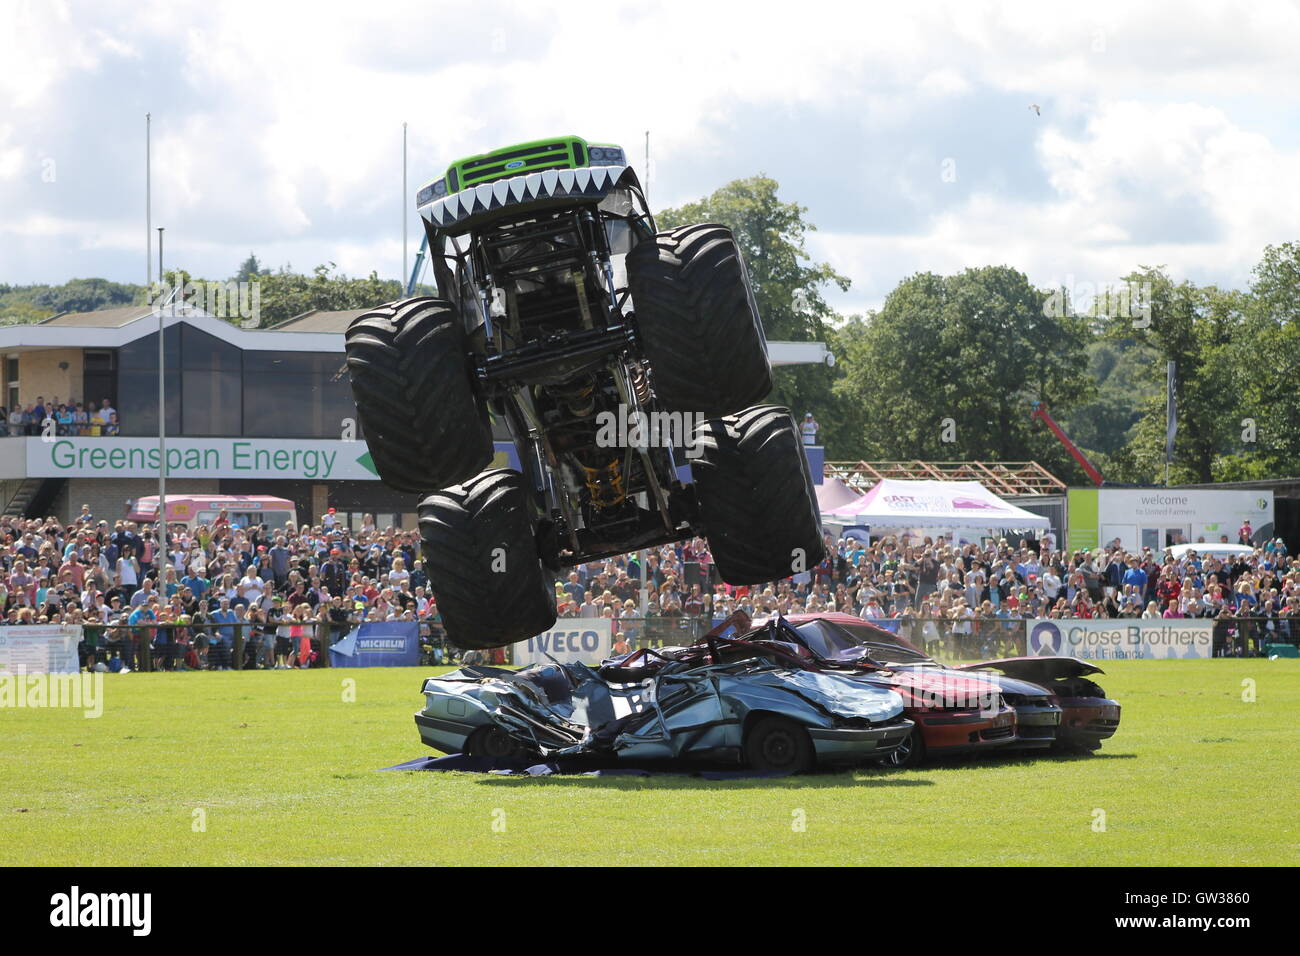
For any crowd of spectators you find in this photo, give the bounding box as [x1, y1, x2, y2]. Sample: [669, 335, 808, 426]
[0, 396, 120, 436]
[559, 530, 1299, 658]
[4, 502, 1295, 669]
[0, 507, 431, 672]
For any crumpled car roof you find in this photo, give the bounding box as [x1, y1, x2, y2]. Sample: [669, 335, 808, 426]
[427, 646, 904, 761]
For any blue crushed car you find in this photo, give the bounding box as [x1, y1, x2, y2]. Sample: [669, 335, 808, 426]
[415, 630, 912, 774]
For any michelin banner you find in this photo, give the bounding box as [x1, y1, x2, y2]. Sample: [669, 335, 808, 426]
[0, 625, 81, 674]
[514, 620, 612, 667]
[1027, 618, 1213, 660]
[328, 621, 420, 667]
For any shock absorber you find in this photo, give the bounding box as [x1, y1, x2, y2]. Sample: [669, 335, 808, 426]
[582, 458, 626, 510]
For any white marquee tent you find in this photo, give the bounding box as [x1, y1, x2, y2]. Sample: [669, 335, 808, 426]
[822, 478, 1049, 531]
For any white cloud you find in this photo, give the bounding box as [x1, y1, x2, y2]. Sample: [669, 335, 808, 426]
[2, 0, 1299, 302]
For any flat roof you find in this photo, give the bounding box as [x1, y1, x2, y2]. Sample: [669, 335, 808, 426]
[269, 309, 371, 333]
[1, 303, 831, 367]
[39, 305, 155, 327]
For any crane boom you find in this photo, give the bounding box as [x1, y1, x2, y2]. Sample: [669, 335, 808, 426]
[1031, 401, 1104, 486]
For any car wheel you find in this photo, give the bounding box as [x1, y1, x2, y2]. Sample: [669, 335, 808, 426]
[744, 715, 813, 775]
[881, 724, 926, 769]
[465, 725, 523, 760]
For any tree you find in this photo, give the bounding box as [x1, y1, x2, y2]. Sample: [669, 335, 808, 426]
[32, 277, 140, 314]
[153, 263, 403, 328]
[1059, 339, 1160, 460]
[1105, 268, 1248, 483]
[835, 266, 1096, 480]
[654, 176, 853, 451]
[234, 252, 265, 283]
[1231, 242, 1300, 476]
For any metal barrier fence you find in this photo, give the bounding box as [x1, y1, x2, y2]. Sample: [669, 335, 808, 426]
[72, 621, 351, 672]
[50, 614, 1300, 672]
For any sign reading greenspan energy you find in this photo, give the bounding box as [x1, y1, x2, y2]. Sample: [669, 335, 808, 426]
[26, 438, 381, 481]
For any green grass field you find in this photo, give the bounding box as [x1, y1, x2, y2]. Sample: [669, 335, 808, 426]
[2, 660, 1296, 866]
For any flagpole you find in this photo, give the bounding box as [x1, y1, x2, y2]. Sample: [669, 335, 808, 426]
[402, 122, 408, 288]
[158, 227, 167, 556]
[1165, 360, 1175, 487]
[146, 114, 152, 288]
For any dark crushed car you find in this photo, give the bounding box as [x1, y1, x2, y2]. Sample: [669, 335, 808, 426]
[956, 657, 1121, 752]
[756, 613, 1121, 766]
[415, 616, 912, 774]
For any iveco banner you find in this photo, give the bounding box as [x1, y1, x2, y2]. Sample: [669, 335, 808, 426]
[1027, 618, 1213, 660]
[514, 620, 612, 667]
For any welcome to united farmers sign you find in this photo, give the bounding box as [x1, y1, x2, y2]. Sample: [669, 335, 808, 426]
[25, 438, 381, 481]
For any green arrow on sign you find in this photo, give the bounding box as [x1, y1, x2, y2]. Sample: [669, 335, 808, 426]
[356, 451, 378, 476]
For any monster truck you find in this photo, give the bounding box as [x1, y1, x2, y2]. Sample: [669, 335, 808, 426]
[345, 135, 824, 649]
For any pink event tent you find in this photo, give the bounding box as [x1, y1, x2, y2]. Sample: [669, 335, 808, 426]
[822, 478, 1048, 530]
[815, 477, 862, 514]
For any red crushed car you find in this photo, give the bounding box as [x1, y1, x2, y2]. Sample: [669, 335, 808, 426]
[753, 613, 1119, 766]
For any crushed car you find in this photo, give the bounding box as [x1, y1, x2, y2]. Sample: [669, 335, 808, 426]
[751, 613, 1121, 766]
[956, 657, 1121, 752]
[415, 615, 913, 774]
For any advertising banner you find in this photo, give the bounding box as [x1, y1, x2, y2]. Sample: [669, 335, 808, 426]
[328, 621, 421, 667]
[1026, 618, 1213, 660]
[26, 437, 381, 481]
[514, 619, 612, 667]
[0, 625, 82, 674]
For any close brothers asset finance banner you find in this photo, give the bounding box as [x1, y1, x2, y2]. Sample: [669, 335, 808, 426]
[514, 619, 612, 667]
[0, 625, 82, 674]
[1027, 618, 1214, 660]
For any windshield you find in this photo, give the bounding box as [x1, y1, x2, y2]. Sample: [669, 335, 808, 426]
[793, 619, 934, 666]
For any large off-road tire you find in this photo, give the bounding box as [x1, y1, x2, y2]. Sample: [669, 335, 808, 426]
[692, 405, 825, 585]
[626, 223, 772, 417]
[345, 297, 492, 493]
[418, 470, 556, 650]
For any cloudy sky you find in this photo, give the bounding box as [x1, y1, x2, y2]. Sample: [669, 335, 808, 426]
[3, 0, 1299, 314]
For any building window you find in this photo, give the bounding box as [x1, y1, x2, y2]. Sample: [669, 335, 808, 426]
[5, 355, 17, 411]
[242, 351, 355, 439]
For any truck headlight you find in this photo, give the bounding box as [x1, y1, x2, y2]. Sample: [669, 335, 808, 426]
[588, 146, 626, 166]
[417, 177, 448, 205]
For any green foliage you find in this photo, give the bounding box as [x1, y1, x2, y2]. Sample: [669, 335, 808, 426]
[235, 252, 266, 283]
[1058, 339, 1160, 459]
[155, 262, 402, 328]
[1108, 269, 1252, 483]
[655, 176, 853, 451]
[834, 266, 1096, 481]
[0, 278, 147, 324]
[235, 263, 402, 328]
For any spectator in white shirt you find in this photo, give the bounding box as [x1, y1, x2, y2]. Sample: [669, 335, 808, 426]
[238, 569, 265, 604]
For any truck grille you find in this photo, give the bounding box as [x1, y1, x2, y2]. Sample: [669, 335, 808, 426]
[455, 140, 584, 189]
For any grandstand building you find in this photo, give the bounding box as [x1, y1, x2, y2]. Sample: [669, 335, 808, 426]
[0, 304, 829, 527]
